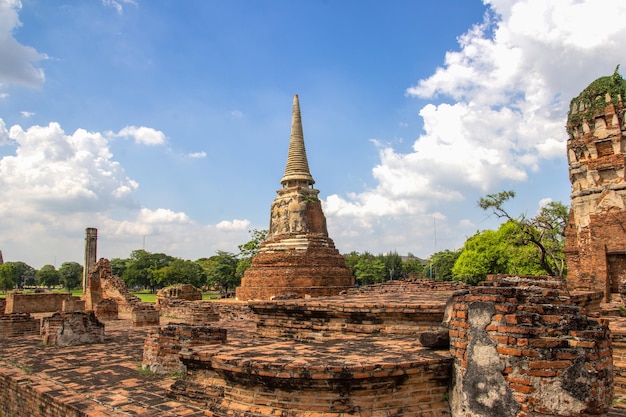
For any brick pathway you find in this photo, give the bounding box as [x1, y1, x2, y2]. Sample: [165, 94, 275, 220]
[0, 315, 206, 416]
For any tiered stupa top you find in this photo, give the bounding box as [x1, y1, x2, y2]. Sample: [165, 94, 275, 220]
[281, 94, 315, 187]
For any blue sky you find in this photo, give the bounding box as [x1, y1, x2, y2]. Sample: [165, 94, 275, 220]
[1, 0, 625, 268]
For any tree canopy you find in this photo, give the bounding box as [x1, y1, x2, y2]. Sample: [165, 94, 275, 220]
[59, 262, 83, 291]
[36, 264, 61, 288]
[478, 190, 568, 277]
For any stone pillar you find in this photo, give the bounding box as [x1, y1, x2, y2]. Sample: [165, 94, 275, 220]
[82, 228, 97, 294]
[0, 250, 3, 264]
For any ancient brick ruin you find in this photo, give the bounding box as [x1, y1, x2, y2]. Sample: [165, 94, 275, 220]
[4, 87, 626, 416]
[41, 311, 105, 347]
[448, 275, 613, 416]
[236, 95, 354, 300]
[564, 69, 626, 303]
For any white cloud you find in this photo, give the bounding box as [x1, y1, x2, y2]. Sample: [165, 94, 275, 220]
[188, 151, 207, 158]
[102, 0, 137, 15]
[0, 117, 257, 266]
[230, 110, 244, 119]
[0, 121, 138, 212]
[111, 125, 167, 145]
[0, 118, 9, 145]
[20, 111, 34, 118]
[324, 0, 626, 256]
[216, 219, 251, 231]
[0, 0, 47, 88]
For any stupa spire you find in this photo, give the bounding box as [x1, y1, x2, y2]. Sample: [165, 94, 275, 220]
[281, 94, 315, 187]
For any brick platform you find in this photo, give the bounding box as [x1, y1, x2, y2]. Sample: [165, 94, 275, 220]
[251, 291, 450, 340]
[172, 335, 452, 416]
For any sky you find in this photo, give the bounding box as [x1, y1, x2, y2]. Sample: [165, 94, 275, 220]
[1, 0, 625, 269]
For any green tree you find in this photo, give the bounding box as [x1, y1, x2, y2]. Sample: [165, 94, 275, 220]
[200, 251, 240, 292]
[122, 250, 174, 292]
[379, 251, 404, 281]
[424, 249, 462, 281]
[155, 258, 206, 288]
[59, 262, 83, 291]
[479, 190, 568, 276]
[10, 261, 36, 288]
[343, 251, 361, 274]
[452, 221, 546, 284]
[235, 229, 268, 279]
[0, 263, 17, 291]
[403, 258, 425, 277]
[110, 257, 128, 278]
[353, 253, 386, 285]
[37, 264, 61, 288]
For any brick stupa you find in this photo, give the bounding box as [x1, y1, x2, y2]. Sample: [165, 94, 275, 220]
[564, 68, 626, 302]
[236, 95, 354, 301]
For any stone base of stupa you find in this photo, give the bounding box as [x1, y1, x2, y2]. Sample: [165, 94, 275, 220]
[236, 234, 354, 301]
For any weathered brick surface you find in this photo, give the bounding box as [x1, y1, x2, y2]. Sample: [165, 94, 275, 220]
[0, 297, 6, 314]
[564, 76, 626, 303]
[236, 233, 354, 301]
[41, 311, 104, 346]
[449, 275, 613, 416]
[5, 292, 78, 313]
[0, 316, 206, 417]
[94, 298, 118, 319]
[172, 335, 452, 416]
[0, 313, 40, 338]
[156, 283, 202, 306]
[86, 258, 142, 313]
[251, 290, 450, 340]
[142, 323, 226, 374]
[131, 302, 160, 327]
[159, 299, 219, 324]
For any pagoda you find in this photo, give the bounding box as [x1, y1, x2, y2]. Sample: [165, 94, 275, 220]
[236, 95, 354, 300]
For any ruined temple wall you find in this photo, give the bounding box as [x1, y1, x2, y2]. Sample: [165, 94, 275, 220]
[565, 209, 626, 297]
[565, 79, 626, 301]
[142, 324, 226, 375]
[159, 299, 219, 324]
[5, 292, 76, 314]
[448, 275, 613, 416]
[0, 313, 40, 338]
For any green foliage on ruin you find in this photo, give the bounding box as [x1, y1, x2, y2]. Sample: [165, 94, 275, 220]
[568, 65, 626, 126]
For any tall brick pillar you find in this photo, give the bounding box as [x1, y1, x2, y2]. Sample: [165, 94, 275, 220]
[0, 250, 3, 265]
[82, 228, 98, 294]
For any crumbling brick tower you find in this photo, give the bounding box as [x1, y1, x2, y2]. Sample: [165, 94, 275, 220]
[564, 68, 626, 302]
[236, 95, 354, 300]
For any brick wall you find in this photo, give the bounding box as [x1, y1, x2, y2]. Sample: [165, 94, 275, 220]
[251, 292, 449, 340]
[131, 302, 160, 327]
[0, 313, 40, 338]
[5, 292, 76, 313]
[142, 323, 226, 374]
[159, 299, 219, 324]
